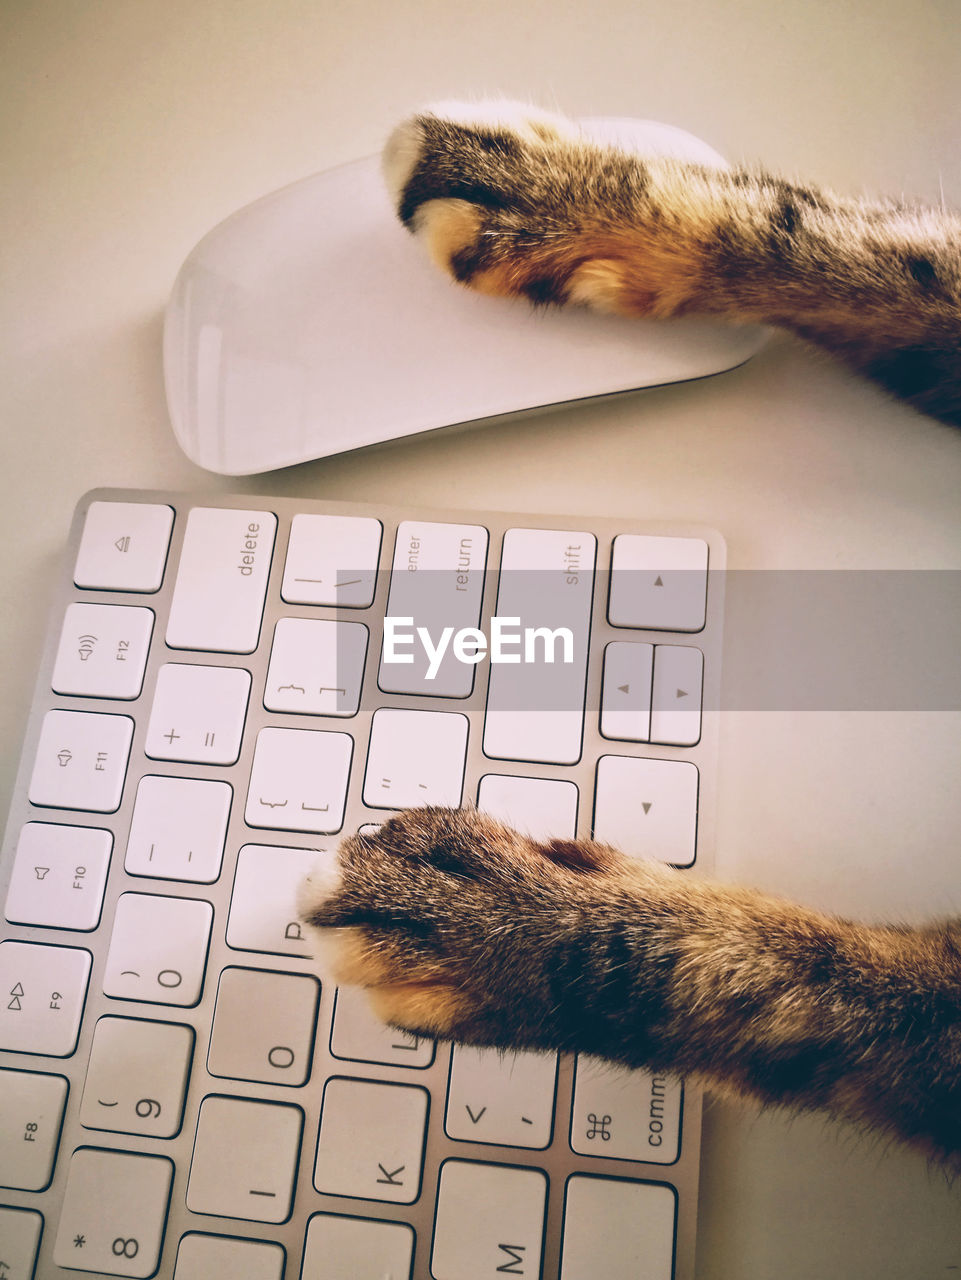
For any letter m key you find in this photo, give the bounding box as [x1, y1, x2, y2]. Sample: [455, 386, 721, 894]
[496, 1243, 526, 1274]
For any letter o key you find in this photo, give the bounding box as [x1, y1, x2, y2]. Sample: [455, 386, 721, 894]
[268, 1045, 295, 1069]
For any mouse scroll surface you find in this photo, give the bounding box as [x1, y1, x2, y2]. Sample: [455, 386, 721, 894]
[163, 119, 767, 475]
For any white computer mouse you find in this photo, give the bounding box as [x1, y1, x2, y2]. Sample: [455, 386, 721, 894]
[163, 118, 767, 475]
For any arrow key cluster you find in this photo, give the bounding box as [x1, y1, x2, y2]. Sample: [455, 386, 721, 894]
[601, 642, 703, 746]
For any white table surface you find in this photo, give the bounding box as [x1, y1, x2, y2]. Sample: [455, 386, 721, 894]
[2, 3, 960, 1276]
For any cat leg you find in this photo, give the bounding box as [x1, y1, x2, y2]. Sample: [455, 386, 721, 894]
[383, 101, 961, 424]
[300, 805, 961, 1168]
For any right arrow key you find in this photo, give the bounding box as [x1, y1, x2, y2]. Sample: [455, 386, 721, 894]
[651, 645, 704, 747]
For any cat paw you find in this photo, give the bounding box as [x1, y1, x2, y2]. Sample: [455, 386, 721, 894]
[382, 100, 666, 313]
[382, 99, 581, 214]
[381, 100, 711, 318]
[297, 806, 625, 1045]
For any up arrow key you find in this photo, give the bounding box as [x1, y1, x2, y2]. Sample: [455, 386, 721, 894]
[609, 534, 708, 631]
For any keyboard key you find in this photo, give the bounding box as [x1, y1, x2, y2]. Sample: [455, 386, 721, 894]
[124, 776, 232, 882]
[102, 893, 212, 1006]
[79, 1017, 193, 1138]
[330, 985, 434, 1068]
[379, 519, 489, 696]
[363, 707, 468, 809]
[187, 1096, 302, 1223]
[174, 1233, 285, 1280]
[600, 641, 654, 742]
[561, 1175, 676, 1280]
[245, 727, 352, 833]
[282, 512, 383, 607]
[571, 1056, 682, 1164]
[431, 1159, 547, 1280]
[0, 941, 90, 1055]
[484, 528, 596, 765]
[358, 819, 397, 835]
[226, 844, 316, 957]
[53, 1147, 173, 1276]
[207, 967, 320, 1086]
[52, 603, 154, 699]
[477, 773, 578, 839]
[0, 1069, 67, 1190]
[166, 506, 276, 653]
[264, 617, 368, 716]
[0, 1207, 43, 1280]
[608, 533, 708, 632]
[4, 822, 112, 930]
[651, 644, 703, 746]
[28, 709, 133, 812]
[144, 663, 251, 765]
[74, 500, 173, 592]
[446, 1046, 557, 1149]
[313, 1077, 428, 1203]
[303, 1214, 414, 1279]
[593, 756, 698, 867]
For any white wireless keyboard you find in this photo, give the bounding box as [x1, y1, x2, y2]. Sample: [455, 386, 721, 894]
[0, 488, 724, 1280]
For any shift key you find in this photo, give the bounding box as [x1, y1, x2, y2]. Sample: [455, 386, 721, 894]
[484, 528, 596, 765]
[166, 508, 277, 653]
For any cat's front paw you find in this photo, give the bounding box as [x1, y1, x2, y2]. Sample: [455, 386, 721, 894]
[382, 99, 580, 213]
[381, 100, 705, 318]
[297, 806, 625, 1047]
[382, 101, 581, 301]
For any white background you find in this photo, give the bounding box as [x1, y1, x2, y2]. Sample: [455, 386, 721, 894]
[2, 3, 960, 1275]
